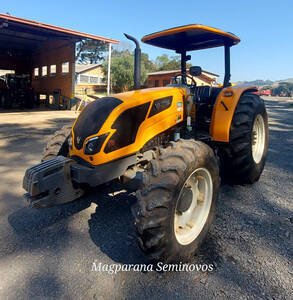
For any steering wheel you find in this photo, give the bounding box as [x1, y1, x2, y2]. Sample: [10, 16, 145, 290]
[174, 73, 197, 87]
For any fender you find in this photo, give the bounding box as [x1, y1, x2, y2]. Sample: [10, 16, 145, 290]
[209, 84, 258, 142]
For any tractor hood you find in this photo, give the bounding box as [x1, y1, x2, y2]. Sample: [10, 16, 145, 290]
[73, 97, 122, 150]
[115, 86, 186, 103]
[70, 86, 186, 165]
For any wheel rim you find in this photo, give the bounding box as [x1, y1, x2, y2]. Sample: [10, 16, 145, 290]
[252, 114, 265, 164]
[174, 168, 213, 245]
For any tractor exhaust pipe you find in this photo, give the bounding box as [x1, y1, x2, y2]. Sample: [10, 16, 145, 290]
[124, 33, 141, 90]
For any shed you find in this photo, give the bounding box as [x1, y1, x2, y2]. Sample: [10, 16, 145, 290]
[0, 13, 118, 108]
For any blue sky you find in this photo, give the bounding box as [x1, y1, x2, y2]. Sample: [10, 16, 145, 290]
[2, 0, 292, 82]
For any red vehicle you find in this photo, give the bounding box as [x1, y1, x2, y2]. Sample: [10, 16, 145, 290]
[255, 89, 271, 96]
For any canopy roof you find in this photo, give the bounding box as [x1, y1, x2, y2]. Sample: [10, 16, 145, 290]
[142, 24, 240, 52]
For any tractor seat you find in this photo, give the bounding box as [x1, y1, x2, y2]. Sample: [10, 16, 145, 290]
[193, 86, 212, 104]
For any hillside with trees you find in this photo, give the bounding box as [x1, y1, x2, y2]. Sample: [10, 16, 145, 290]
[239, 80, 274, 86]
[270, 82, 293, 96]
[237, 79, 293, 97]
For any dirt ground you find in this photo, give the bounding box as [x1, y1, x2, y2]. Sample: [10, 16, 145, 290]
[0, 100, 292, 299]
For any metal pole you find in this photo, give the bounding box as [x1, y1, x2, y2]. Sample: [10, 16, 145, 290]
[107, 43, 112, 96]
[71, 59, 75, 97]
[134, 47, 141, 90]
[223, 45, 231, 87]
[124, 33, 141, 90]
[181, 52, 187, 85]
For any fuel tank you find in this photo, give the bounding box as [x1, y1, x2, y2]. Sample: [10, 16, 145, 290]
[69, 87, 187, 166]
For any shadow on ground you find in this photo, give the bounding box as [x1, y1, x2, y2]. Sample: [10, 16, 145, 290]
[1, 99, 292, 298]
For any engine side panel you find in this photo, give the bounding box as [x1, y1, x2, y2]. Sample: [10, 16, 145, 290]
[69, 87, 186, 166]
[209, 84, 257, 142]
[104, 102, 151, 153]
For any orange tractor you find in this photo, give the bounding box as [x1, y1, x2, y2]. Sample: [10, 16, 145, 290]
[23, 25, 268, 262]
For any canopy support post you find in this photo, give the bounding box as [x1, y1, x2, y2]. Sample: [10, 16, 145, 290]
[223, 44, 231, 87]
[180, 51, 191, 85]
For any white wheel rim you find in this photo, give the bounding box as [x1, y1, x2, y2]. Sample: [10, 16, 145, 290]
[174, 168, 213, 245]
[252, 114, 265, 164]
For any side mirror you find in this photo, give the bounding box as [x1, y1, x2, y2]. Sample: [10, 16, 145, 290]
[189, 66, 202, 76]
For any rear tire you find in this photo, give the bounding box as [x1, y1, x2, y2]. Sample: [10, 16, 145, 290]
[218, 93, 269, 184]
[0, 94, 4, 108]
[132, 139, 220, 262]
[1, 91, 10, 109]
[42, 125, 72, 161]
[5, 92, 12, 109]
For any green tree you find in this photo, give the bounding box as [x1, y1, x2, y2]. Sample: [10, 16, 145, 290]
[76, 39, 107, 64]
[155, 54, 192, 71]
[141, 53, 157, 72]
[103, 52, 147, 92]
[103, 44, 199, 92]
[156, 54, 170, 69]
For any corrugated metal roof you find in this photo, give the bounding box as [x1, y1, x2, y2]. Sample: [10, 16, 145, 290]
[0, 13, 119, 44]
[75, 64, 102, 74]
[197, 73, 215, 84]
[148, 69, 219, 77]
[147, 69, 181, 76]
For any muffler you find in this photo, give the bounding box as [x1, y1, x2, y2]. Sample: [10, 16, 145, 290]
[124, 33, 141, 90]
[23, 156, 84, 208]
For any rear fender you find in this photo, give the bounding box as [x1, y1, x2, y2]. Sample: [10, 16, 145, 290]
[209, 85, 258, 142]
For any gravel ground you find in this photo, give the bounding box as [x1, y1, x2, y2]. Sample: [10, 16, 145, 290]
[0, 99, 292, 299]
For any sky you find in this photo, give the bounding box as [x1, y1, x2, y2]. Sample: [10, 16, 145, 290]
[1, 0, 292, 82]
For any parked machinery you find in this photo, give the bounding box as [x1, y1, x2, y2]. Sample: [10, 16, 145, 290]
[0, 77, 8, 108]
[0, 74, 34, 109]
[23, 25, 269, 262]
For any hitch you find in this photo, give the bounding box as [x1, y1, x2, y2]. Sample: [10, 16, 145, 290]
[23, 156, 84, 208]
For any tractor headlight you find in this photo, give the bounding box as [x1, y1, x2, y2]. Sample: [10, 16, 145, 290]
[84, 133, 109, 155]
[86, 141, 95, 153]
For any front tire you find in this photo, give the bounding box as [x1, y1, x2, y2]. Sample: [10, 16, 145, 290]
[132, 139, 220, 262]
[42, 124, 72, 161]
[218, 93, 269, 184]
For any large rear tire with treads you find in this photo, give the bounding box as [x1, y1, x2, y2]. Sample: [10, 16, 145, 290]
[218, 93, 269, 184]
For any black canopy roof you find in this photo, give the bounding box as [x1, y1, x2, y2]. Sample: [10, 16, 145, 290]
[142, 24, 240, 52]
